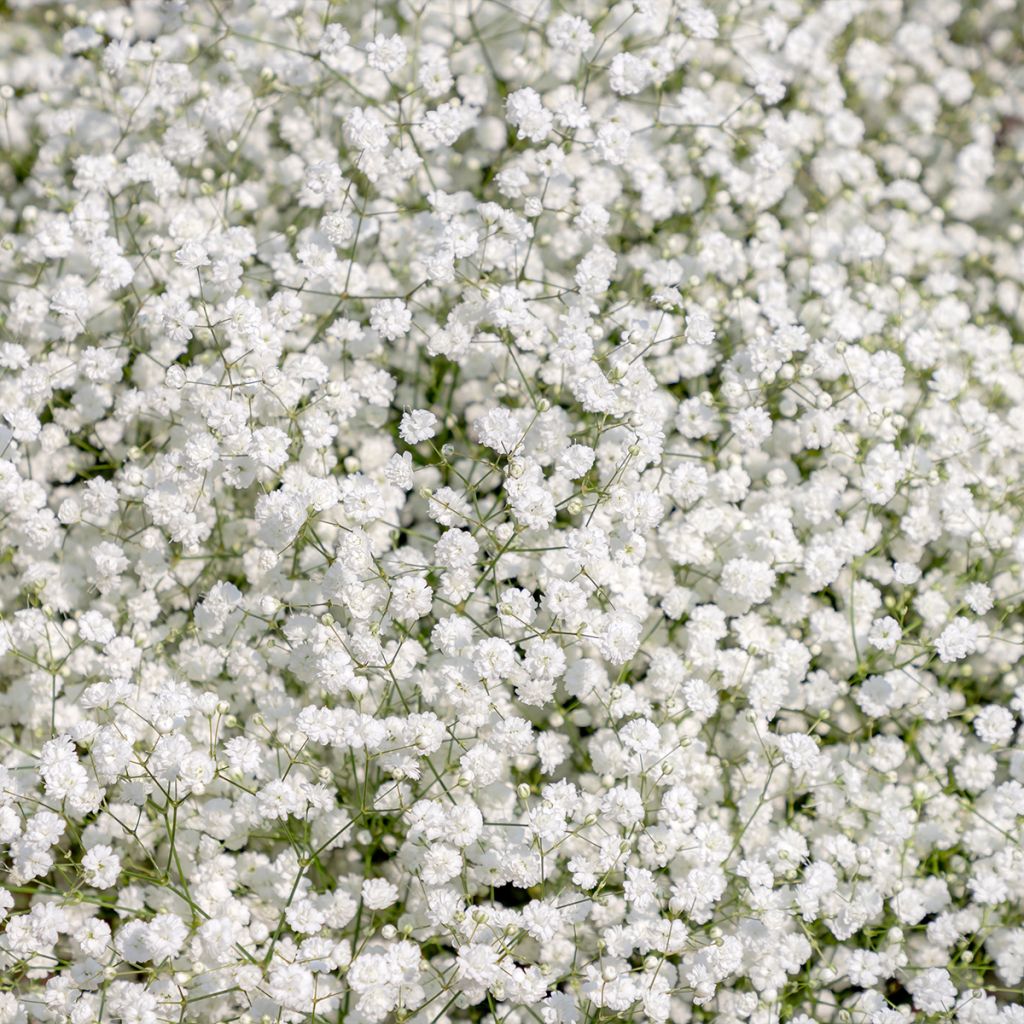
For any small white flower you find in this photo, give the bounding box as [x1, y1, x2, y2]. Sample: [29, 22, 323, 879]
[867, 615, 901, 653]
[935, 616, 979, 662]
[370, 298, 412, 340]
[82, 845, 120, 889]
[366, 34, 407, 74]
[361, 878, 400, 910]
[399, 409, 438, 444]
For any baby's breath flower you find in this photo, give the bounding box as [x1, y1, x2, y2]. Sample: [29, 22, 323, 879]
[0, 2, 1020, 1022]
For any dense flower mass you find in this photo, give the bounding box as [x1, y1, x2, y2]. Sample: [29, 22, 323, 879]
[1, 1, 1024, 1022]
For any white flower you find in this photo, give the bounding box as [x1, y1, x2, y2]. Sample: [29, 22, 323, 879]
[174, 240, 209, 269]
[935, 616, 979, 662]
[505, 88, 552, 143]
[908, 968, 957, 1014]
[361, 878, 400, 910]
[777, 733, 824, 775]
[609, 53, 651, 95]
[399, 409, 438, 444]
[964, 582, 994, 614]
[82, 845, 120, 889]
[973, 705, 1015, 745]
[370, 298, 412, 340]
[146, 914, 188, 960]
[547, 14, 594, 55]
[366, 34, 407, 74]
[457, 943, 501, 988]
[868, 615, 901, 653]
[721, 557, 777, 604]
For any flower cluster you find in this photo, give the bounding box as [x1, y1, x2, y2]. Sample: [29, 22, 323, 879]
[1, 1, 1023, 1024]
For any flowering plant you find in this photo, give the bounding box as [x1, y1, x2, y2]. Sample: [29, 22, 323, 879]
[1, 1, 1023, 1023]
